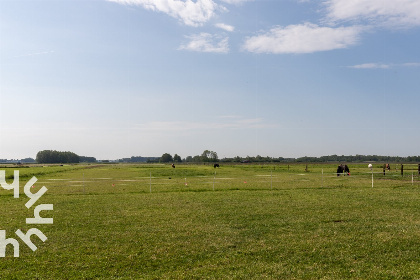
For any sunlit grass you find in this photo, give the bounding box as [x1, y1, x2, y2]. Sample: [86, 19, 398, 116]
[0, 163, 419, 279]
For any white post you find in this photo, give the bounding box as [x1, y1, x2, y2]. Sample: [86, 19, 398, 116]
[412, 172, 414, 185]
[372, 170, 374, 188]
[149, 172, 152, 193]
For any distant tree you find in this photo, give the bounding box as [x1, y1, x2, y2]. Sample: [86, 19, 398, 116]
[233, 156, 242, 163]
[192, 155, 201, 162]
[201, 150, 218, 162]
[36, 150, 80, 164]
[185, 156, 193, 162]
[210, 151, 218, 162]
[173, 154, 182, 163]
[127, 156, 159, 163]
[160, 153, 173, 163]
[201, 150, 211, 162]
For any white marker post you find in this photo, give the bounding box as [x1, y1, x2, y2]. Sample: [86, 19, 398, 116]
[372, 170, 374, 188]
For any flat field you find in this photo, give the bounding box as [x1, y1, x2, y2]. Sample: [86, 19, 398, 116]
[0, 163, 420, 279]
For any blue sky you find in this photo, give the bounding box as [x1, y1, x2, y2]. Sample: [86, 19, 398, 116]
[1, 0, 419, 160]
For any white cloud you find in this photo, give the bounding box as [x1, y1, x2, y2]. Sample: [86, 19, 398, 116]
[402, 62, 420, 67]
[243, 23, 362, 54]
[107, 0, 219, 26]
[220, 0, 254, 5]
[348, 62, 420, 69]
[179, 33, 229, 53]
[348, 63, 390, 69]
[325, 0, 420, 28]
[215, 23, 235, 32]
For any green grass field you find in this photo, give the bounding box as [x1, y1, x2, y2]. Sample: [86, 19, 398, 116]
[1, 163, 419, 279]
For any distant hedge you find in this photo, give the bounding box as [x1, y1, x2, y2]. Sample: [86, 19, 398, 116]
[220, 155, 420, 163]
[36, 150, 80, 164]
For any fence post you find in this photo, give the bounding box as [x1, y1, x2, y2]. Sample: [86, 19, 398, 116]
[149, 172, 151, 193]
[401, 164, 404, 177]
[372, 170, 374, 188]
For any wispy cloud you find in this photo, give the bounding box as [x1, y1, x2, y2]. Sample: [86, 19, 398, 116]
[107, 0, 219, 26]
[348, 62, 420, 69]
[220, 0, 254, 4]
[242, 1, 420, 55]
[215, 23, 235, 32]
[401, 62, 420, 67]
[179, 33, 229, 53]
[324, 0, 420, 28]
[243, 23, 362, 54]
[106, 0, 420, 57]
[348, 63, 390, 69]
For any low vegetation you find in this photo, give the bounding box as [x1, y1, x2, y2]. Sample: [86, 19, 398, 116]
[0, 163, 419, 279]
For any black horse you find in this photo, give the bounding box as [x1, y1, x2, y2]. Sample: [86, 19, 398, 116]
[337, 164, 350, 176]
[214, 163, 220, 168]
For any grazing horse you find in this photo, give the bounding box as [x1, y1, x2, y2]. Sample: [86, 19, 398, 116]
[344, 164, 350, 175]
[337, 165, 343, 176]
[171, 164, 175, 168]
[214, 163, 220, 168]
[337, 164, 350, 176]
[386, 163, 390, 171]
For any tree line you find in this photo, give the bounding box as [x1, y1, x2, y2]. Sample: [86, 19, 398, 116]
[221, 154, 420, 163]
[156, 153, 420, 164]
[31, 150, 420, 164]
[157, 150, 219, 163]
[35, 150, 96, 164]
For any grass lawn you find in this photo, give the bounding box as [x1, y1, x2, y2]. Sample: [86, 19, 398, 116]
[1, 163, 420, 279]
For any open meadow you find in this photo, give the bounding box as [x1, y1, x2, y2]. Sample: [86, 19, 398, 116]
[1, 163, 420, 279]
